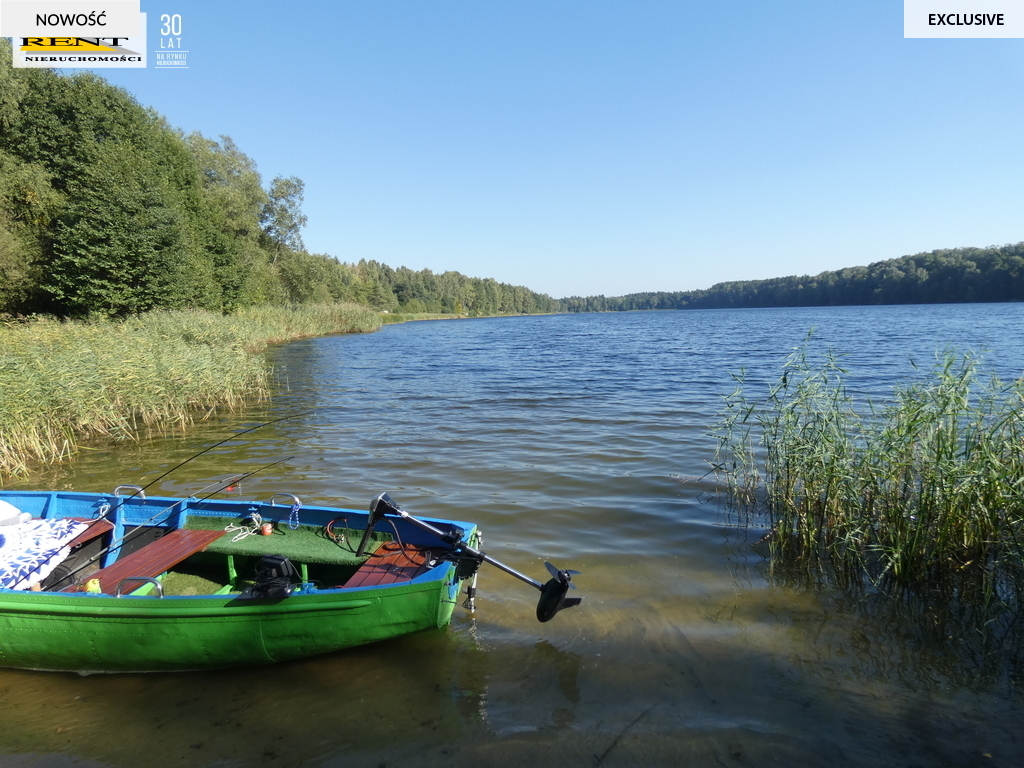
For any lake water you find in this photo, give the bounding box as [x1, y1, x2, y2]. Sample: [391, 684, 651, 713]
[4, 304, 1024, 767]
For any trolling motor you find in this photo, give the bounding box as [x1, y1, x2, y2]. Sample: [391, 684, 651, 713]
[360, 493, 582, 622]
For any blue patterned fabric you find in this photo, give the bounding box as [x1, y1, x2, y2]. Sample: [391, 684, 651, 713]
[0, 518, 88, 590]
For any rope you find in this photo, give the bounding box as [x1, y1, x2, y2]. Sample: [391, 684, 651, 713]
[226, 511, 262, 542]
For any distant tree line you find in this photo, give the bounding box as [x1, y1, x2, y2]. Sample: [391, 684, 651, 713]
[560, 244, 1024, 312]
[3, 42, 1020, 320]
[0, 42, 556, 319]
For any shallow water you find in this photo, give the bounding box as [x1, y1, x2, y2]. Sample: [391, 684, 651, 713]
[4, 304, 1024, 767]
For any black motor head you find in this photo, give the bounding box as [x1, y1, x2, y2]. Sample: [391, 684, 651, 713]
[369, 492, 402, 518]
[358, 493, 401, 558]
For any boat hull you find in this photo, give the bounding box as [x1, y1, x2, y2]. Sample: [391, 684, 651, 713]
[0, 490, 473, 672]
[0, 575, 461, 673]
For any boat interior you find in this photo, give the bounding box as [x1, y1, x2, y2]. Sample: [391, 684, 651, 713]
[0, 490, 472, 598]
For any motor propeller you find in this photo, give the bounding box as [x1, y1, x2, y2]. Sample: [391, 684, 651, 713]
[537, 561, 583, 622]
[365, 493, 583, 623]
[545, 561, 580, 587]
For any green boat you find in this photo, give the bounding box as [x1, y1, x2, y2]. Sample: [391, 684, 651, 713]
[0, 488, 581, 673]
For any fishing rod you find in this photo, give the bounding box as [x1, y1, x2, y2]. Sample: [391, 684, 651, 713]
[131, 411, 312, 499]
[64, 411, 311, 578]
[61, 458, 295, 588]
[358, 493, 583, 623]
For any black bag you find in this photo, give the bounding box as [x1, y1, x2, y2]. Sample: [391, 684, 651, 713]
[239, 554, 299, 600]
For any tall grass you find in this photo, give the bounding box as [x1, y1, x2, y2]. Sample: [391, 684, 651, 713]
[378, 312, 461, 325]
[0, 303, 380, 479]
[713, 341, 1024, 615]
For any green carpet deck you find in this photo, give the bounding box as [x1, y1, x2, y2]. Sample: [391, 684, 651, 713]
[183, 515, 393, 566]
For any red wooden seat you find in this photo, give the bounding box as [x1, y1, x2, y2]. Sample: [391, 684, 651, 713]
[65, 528, 224, 594]
[66, 518, 115, 549]
[343, 542, 433, 588]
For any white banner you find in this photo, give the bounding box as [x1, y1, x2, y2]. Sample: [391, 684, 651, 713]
[0, 1, 140, 38]
[905, 0, 1024, 37]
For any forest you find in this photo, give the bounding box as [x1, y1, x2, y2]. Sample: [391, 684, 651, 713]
[2, 41, 1021, 319]
[0, 40, 558, 319]
[561, 244, 1024, 312]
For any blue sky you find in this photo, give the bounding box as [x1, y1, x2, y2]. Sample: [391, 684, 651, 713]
[89, 1, 1024, 298]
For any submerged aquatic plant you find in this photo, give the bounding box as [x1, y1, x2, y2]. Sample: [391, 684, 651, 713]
[713, 339, 1024, 618]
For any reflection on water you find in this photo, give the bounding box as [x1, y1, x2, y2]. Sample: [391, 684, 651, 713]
[4, 305, 1024, 766]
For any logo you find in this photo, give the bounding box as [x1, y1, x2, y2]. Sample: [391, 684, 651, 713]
[20, 36, 142, 55]
[154, 12, 187, 69]
[9, 10, 149, 68]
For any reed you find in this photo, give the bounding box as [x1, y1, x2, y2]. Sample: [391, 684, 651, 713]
[714, 341, 1024, 613]
[0, 304, 380, 479]
[379, 312, 462, 325]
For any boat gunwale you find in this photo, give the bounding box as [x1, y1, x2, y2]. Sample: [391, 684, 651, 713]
[0, 490, 477, 606]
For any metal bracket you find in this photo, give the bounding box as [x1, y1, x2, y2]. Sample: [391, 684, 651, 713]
[114, 577, 164, 598]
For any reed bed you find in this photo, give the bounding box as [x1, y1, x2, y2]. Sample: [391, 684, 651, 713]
[0, 304, 380, 479]
[713, 343, 1024, 616]
[379, 312, 462, 325]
